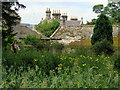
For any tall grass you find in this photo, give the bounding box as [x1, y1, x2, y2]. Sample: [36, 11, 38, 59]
[2, 46, 119, 88]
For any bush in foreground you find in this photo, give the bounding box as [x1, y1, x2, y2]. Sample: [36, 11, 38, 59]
[92, 39, 114, 56]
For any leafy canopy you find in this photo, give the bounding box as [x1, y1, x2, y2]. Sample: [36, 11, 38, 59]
[92, 1, 120, 24]
[35, 19, 60, 37]
[93, 4, 104, 13]
[1, 1, 26, 46]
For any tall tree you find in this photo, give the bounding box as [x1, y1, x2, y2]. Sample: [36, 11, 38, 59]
[1, 1, 26, 46]
[91, 14, 114, 55]
[92, 1, 120, 24]
[93, 4, 104, 14]
[91, 14, 113, 45]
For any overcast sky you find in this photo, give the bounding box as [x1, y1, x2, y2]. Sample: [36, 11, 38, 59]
[18, 0, 108, 24]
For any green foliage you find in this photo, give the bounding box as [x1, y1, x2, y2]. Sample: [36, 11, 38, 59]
[2, 47, 62, 75]
[114, 55, 120, 70]
[92, 39, 114, 55]
[91, 14, 113, 45]
[50, 42, 64, 50]
[103, 2, 120, 24]
[92, 2, 120, 24]
[2, 2, 26, 46]
[24, 35, 39, 45]
[24, 35, 64, 51]
[91, 14, 114, 55]
[86, 19, 97, 25]
[2, 47, 119, 88]
[24, 35, 51, 50]
[93, 4, 104, 13]
[35, 19, 60, 37]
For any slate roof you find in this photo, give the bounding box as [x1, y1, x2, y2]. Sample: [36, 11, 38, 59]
[65, 20, 81, 25]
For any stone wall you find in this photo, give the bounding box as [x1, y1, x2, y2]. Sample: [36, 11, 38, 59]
[51, 25, 119, 45]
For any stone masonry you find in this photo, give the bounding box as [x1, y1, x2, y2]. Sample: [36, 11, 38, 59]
[50, 25, 119, 45]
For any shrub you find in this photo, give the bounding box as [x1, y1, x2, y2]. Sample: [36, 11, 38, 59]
[24, 35, 50, 50]
[2, 46, 62, 75]
[50, 42, 64, 50]
[92, 39, 114, 55]
[114, 55, 120, 70]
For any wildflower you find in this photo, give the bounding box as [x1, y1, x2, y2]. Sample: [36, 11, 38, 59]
[69, 57, 73, 60]
[92, 66, 98, 69]
[104, 59, 108, 62]
[65, 68, 69, 71]
[98, 74, 103, 76]
[82, 64, 86, 66]
[106, 57, 110, 59]
[70, 60, 73, 63]
[83, 56, 86, 58]
[58, 64, 63, 67]
[42, 55, 45, 58]
[101, 55, 104, 58]
[73, 81, 79, 85]
[34, 59, 38, 61]
[60, 55, 66, 60]
[89, 57, 92, 59]
[96, 59, 99, 61]
[58, 67, 62, 70]
[80, 55, 82, 57]
[73, 72, 77, 75]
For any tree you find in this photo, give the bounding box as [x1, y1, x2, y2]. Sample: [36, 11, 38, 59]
[35, 19, 60, 37]
[1, 1, 26, 46]
[104, 2, 120, 24]
[91, 14, 114, 55]
[91, 14, 113, 45]
[93, 2, 120, 24]
[86, 18, 97, 25]
[93, 4, 104, 13]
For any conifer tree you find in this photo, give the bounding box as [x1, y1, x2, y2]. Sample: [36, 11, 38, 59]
[91, 14, 113, 45]
[91, 14, 114, 55]
[1, 1, 26, 46]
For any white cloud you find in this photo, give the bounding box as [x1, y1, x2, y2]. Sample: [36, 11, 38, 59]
[18, 0, 108, 24]
[57, 5, 98, 23]
[19, 0, 108, 5]
[19, 0, 107, 3]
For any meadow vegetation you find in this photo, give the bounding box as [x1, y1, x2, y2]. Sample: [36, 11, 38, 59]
[2, 41, 120, 88]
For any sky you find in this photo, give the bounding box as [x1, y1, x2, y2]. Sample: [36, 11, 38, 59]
[17, 0, 108, 25]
